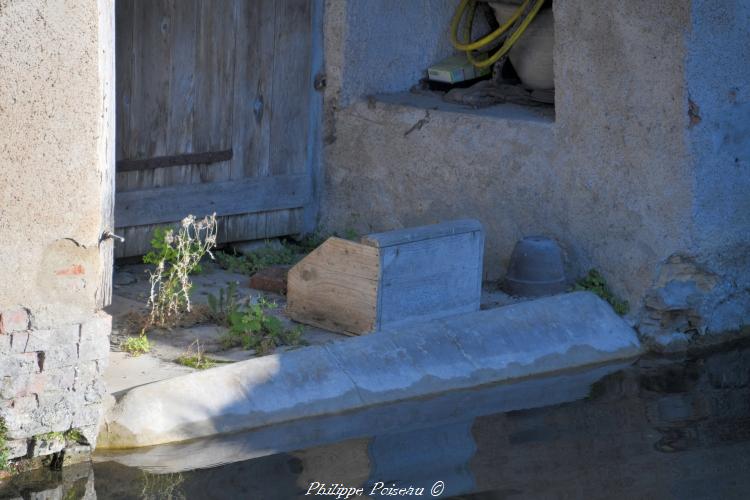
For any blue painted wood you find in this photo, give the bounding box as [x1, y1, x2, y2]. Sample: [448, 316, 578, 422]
[115, 173, 310, 227]
[363, 219, 484, 248]
[372, 219, 484, 330]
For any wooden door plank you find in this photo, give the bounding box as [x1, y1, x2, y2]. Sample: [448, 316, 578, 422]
[194, 0, 236, 156]
[115, 0, 134, 162]
[166, 0, 198, 156]
[115, 174, 311, 227]
[231, 0, 275, 180]
[269, 0, 313, 176]
[130, 0, 172, 159]
[114, 209, 304, 259]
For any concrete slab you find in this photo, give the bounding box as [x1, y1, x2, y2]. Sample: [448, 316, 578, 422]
[95, 361, 629, 473]
[97, 292, 641, 449]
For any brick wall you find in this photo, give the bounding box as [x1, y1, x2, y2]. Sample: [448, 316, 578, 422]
[0, 310, 110, 466]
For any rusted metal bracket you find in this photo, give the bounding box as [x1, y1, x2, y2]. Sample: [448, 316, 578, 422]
[116, 149, 233, 172]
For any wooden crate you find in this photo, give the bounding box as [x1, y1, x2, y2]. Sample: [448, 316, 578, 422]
[286, 219, 485, 335]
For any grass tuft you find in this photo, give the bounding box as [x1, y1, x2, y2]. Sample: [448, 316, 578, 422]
[573, 269, 630, 315]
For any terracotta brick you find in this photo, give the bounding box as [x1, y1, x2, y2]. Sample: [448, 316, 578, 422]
[0, 308, 29, 334]
[249, 265, 291, 295]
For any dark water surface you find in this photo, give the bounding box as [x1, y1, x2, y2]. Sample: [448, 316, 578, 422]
[3, 340, 750, 499]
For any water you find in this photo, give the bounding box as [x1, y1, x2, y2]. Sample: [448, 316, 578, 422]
[3, 340, 750, 499]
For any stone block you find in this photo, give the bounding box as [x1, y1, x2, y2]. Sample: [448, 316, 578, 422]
[30, 433, 66, 457]
[6, 438, 29, 460]
[0, 308, 29, 334]
[80, 313, 111, 343]
[0, 334, 10, 354]
[43, 343, 79, 369]
[0, 352, 39, 378]
[78, 339, 109, 363]
[71, 403, 103, 430]
[61, 444, 92, 467]
[9, 327, 76, 354]
[36, 393, 75, 431]
[10, 395, 39, 413]
[45, 367, 77, 391]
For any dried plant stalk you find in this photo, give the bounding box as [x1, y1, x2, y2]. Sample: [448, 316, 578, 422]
[147, 214, 218, 325]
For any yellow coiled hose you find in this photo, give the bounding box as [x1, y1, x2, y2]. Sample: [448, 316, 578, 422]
[450, 0, 546, 69]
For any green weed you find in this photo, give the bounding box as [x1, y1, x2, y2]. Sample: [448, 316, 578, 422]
[206, 281, 240, 325]
[0, 418, 8, 471]
[122, 332, 151, 356]
[175, 340, 220, 370]
[215, 243, 298, 276]
[221, 297, 305, 355]
[574, 269, 630, 315]
[64, 429, 87, 445]
[214, 229, 354, 277]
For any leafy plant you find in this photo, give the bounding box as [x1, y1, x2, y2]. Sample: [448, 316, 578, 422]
[215, 243, 298, 276]
[221, 297, 304, 355]
[175, 340, 219, 370]
[574, 269, 630, 315]
[122, 332, 151, 356]
[64, 428, 87, 445]
[145, 214, 218, 325]
[0, 418, 8, 471]
[207, 281, 240, 325]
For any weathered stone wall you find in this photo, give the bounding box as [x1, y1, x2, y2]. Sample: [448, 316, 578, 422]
[0, 313, 110, 462]
[0, 0, 114, 469]
[320, 0, 748, 339]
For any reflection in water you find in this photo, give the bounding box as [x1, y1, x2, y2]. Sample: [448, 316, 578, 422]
[2, 341, 749, 499]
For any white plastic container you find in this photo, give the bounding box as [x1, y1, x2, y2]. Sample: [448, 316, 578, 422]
[488, 1, 554, 90]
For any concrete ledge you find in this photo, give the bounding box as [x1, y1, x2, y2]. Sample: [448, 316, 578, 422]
[97, 292, 641, 449]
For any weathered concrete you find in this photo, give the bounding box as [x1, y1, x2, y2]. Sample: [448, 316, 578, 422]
[0, 0, 115, 465]
[98, 292, 641, 448]
[0, 0, 114, 328]
[320, 0, 749, 341]
[95, 361, 629, 473]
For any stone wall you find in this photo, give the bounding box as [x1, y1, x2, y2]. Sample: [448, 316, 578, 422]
[0, 312, 110, 464]
[0, 0, 114, 471]
[320, 0, 749, 340]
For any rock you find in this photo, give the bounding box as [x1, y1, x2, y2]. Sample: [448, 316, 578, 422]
[6, 439, 29, 460]
[31, 433, 65, 457]
[61, 444, 92, 467]
[249, 266, 290, 295]
[113, 272, 137, 287]
[651, 331, 690, 353]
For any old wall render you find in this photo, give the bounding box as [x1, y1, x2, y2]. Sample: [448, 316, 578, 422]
[0, 0, 114, 466]
[321, 0, 700, 334]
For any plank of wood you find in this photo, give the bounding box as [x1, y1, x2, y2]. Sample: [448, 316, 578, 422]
[166, 0, 198, 156]
[287, 238, 380, 335]
[302, 0, 325, 233]
[231, 0, 275, 179]
[115, 0, 134, 162]
[130, 0, 172, 158]
[362, 219, 485, 248]
[116, 150, 233, 172]
[376, 231, 484, 328]
[114, 209, 303, 259]
[98, 0, 116, 308]
[269, 0, 313, 176]
[194, 0, 236, 154]
[115, 174, 310, 228]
